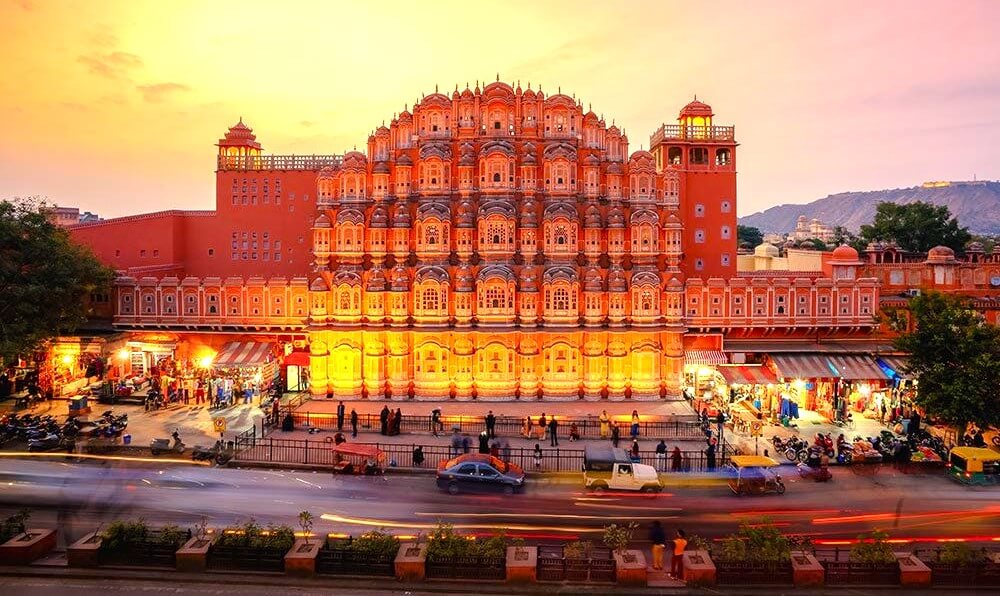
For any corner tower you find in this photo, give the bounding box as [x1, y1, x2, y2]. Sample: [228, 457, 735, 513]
[650, 99, 737, 279]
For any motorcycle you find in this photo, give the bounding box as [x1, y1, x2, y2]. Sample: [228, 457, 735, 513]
[797, 461, 833, 482]
[27, 432, 66, 452]
[192, 441, 233, 465]
[151, 431, 185, 455]
[772, 436, 809, 463]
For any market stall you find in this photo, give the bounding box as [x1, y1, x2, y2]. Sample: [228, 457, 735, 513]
[209, 341, 278, 406]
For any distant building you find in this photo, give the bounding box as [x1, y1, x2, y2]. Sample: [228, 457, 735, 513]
[791, 215, 835, 243]
[737, 243, 828, 272]
[47, 206, 102, 228]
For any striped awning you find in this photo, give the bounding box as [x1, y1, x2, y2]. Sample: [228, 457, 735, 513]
[213, 342, 274, 368]
[717, 366, 779, 386]
[770, 354, 837, 380]
[877, 356, 913, 379]
[827, 355, 890, 381]
[685, 350, 728, 366]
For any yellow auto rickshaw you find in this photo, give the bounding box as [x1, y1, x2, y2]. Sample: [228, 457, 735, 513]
[948, 447, 1000, 485]
[726, 455, 786, 496]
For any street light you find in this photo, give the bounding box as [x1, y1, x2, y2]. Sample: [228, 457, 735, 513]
[198, 355, 214, 369]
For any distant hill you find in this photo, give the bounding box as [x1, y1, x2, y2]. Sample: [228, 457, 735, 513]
[739, 181, 1000, 235]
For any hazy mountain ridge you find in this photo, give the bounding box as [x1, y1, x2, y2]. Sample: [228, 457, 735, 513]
[739, 181, 1000, 234]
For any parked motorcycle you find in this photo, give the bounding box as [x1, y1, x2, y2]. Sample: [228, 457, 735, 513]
[151, 430, 185, 455]
[192, 441, 233, 465]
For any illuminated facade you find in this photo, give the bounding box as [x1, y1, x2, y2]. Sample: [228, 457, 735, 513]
[70, 79, 889, 402]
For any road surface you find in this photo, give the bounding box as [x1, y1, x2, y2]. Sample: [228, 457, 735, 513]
[0, 456, 996, 546]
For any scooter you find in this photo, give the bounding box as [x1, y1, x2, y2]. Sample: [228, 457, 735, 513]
[192, 441, 233, 465]
[151, 431, 185, 455]
[27, 432, 65, 452]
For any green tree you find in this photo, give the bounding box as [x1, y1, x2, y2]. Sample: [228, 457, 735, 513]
[832, 225, 867, 252]
[893, 291, 1000, 435]
[0, 199, 114, 363]
[859, 201, 971, 253]
[737, 225, 763, 248]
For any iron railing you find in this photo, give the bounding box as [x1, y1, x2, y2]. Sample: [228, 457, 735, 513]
[207, 545, 286, 572]
[914, 548, 1000, 587]
[97, 531, 189, 568]
[821, 561, 899, 586]
[536, 545, 615, 583]
[715, 559, 793, 585]
[425, 555, 506, 580]
[233, 436, 728, 473]
[315, 545, 395, 577]
[217, 154, 343, 171]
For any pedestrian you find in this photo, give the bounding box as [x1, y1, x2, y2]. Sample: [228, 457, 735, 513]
[569, 422, 580, 442]
[336, 400, 345, 432]
[649, 521, 667, 571]
[522, 416, 532, 439]
[630, 410, 641, 439]
[671, 446, 682, 472]
[549, 416, 559, 447]
[379, 405, 390, 435]
[485, 410, 496, 439]
[909, 410, 921, 437]
[539, 413, 548, 441]
[462, 434, 471, 454]
[195, 381, 205, 405]
[880, 400, 888, 424]
[715, 410, 725, 442]
[706, 440, 717, 472]
[671, 529, 687, 579]
[655, 439, 667, 471]
[599, 410, 611, 439]
[350, 408, 358, 438]
[271, 400, 280, 426]
[611, 424, 621, 448]
[386, 408, 397, 436]
[533, 443, 542, 469]
[183, 388, 190, 405]
[394, 408, 402, 435]
[412, 445, 425, 467]
[450, 428, 463, 457]
[630, 439, 640, 461]
[973, 429, 986, 447]
[479, 430, 490, 454]
[501, 439, 511, 462]
[431, 408, 443, 436]
[490, 440, 500, 458]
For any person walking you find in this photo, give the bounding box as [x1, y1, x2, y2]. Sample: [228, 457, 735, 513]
[336, 401, 345, 432]
[431, 408, 443, 437]
[350, 408, 358, 438]
[450, 428, 463, 457]
[630, 410, 640, 439]
[533, 443, 542, 469]
[522, 416, 532, 439]
[630, 438, 640, 461]
[908, 410, 921, 437]
[379, 405, 390, 435]
[649, 521, 667, 571]
[539, 413, 548, 441]
[715, 410, 726, 443]
[462, 434, 471, 454]
[671, 446, 682, 472]
[706, 440, 717, 472]
[393, 408, 402, 436]
[501, 439, 511, 462]
[478, 431, 490, 454]
[611, 424, 621, 448]
[599, 410, 611, 439]
[671, 529, 688, 579]
[386, 408, 397, 437]
[412, 445, 425, 467]
[549, 416, 559, 447]
[655, 439, 667, 471]
[485, 410, 496, 439]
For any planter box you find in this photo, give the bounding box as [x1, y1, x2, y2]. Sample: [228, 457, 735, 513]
[823, 560, 900, 586]
[896, 552, 931, 588]
[791, 551, 824, 588]
[716, 558, 793, 586]
[613, 550, 647, 586]
[394, 542, 426, 581]
[208, 543, 287, 573]
[426, 554, 506, 581]
[99, 534, 184, 568]
[284, 538, 320, 578]
[682, 549, 716, 587]
[176, 536, 213, 573]
[67, 532, 102, 568]
[506, 546, 537, 583]
[0, 528, 57, 565]
[536, 545, 615, 583]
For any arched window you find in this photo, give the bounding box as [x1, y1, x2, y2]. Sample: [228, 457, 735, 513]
[339, 289, 351, 311]
[421, 287, 440, 312]
[425, 224, 439, 245]
[555, 225, 567, 245]
[486, 286, 505, 309]
[641, 291, 653, 311]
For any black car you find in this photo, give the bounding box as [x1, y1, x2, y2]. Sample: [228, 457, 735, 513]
[436, 454, 526, 495]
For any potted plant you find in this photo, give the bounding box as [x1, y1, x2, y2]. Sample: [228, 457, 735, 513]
[423, 522, 508, 580]
[0, 509, 56, 565]
[98, 518, 188, 567]
[604, 522, 645, 585]
[210, 518, 295, 572]
[714, 521, 793, 586]
[822, 530, 900, 586]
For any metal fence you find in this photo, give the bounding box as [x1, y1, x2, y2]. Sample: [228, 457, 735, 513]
[913, 548, 1000, 587]
[233, 435, 729, 473]
[278, 409, 702, 441]
[425, 555, 506, 580]
[207, 545, 285, 573]
[715, 559, 793, 586]
[315, 546, 395, 577]
[822, 561, 900, 586]
[536, 545, 615, 583]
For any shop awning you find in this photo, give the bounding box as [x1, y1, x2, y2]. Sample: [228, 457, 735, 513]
[877, 356, 913, 380]
[213, 342, 273, 368]
[826, 355, 890, 381]
[283, 351, 311, 367]
[685, 350, 728, 366]
[770, 354, 837, 380]
[717, 366, 779, 386]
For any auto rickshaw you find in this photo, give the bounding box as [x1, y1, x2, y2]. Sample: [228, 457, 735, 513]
[726, 455, 786, 496]
[330, 443, 387, 475]
[948, 447, 1000, 485]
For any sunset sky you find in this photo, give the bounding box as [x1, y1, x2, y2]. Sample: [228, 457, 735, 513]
[1, 0, 998, 219]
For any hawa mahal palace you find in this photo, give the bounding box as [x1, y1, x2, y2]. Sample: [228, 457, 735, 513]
[66, 78, 998, 406]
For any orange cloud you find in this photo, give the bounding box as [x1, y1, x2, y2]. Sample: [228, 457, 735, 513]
[77, 51, 143, 79]
[136, 82, 190, 103]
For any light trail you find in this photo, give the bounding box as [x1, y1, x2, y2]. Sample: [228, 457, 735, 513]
[415, 511, 667, 521]
[320, 513, 599, 534]
[0, 451, 208, 466]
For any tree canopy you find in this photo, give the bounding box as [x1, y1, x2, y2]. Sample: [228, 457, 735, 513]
[859, 201, 971, 253]
[737, 225, 763, 248]
[892, 291, 1000, 433]
[0, 199, 114, 363]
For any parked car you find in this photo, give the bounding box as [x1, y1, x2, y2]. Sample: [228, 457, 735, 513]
[436, 454, 525, 495]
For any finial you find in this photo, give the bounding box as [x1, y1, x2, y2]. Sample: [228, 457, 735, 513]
[238, 115, 243, 124]
[558, 86, 561, 94]
[496, 72, 499, 82]
[588, 103, 591, 112]
[435, 83, 438, 93]
[694, 94, 698, 101]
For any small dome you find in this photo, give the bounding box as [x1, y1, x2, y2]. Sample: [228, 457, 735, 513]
[390, 265, 409, 291]
[218, 118, 262, 149]
[584, 204, 602, 228]
[392, 206, 411, 228]
[313, 213, 331, 229]
[966, 241, 985, 253]
[369, 204, 389, 228]
[396, 153, 413, 166]
[679, 98, 713, 119]
[373, 161, 390, 174]
[520, 267, 538, 291]
[584, 267, 603, 291]
[309, 277, 329, 291]
[366, 267, 387, 291]
[607, 206, 625, 228]
[607, 265, 627, 292]
[754, 242, 779, 258]
[455, 264, 474, 291]
[830, 244, 859, 261]
[926, 245, 956, 262]
[606, 162, 622, 175]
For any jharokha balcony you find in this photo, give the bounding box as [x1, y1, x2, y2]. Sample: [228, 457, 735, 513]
[650, 124, 736, 144]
